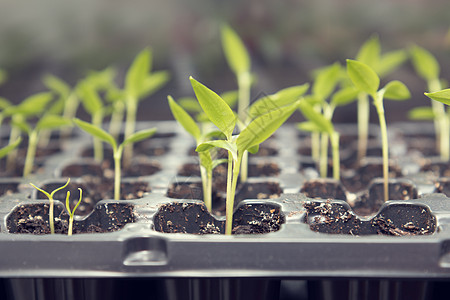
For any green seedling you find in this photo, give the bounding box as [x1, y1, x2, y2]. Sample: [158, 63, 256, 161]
[77, 81, 110, 162]
[122, 48, 170, 167]
[191, 77, 300, 235]
[354, 35, 407, 161]
[221, 24, 253, 182]
[410, 45, 448, 160]
[168, 95, 227, 211]
[13, 115, 72, 177]
[347, 59, 410, 202]
[3, 92, 54, 172]
[30, 178, 71, 234]
[424, 88, 450, 160]
[73, 118, 156, 200]
[65, 188, 82, 236]
[298, 101, 341, 180]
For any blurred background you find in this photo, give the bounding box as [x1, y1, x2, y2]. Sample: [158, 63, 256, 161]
[0, 0, 449, 122]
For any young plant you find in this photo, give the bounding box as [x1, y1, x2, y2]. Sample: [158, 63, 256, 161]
[221, 24, 253, 182]
[73, 118, 156, 200]
[347, 59, 410, 202]
[3, 92, 54, 172]
[410, 45, 448, 160]
[354, 35, 407, 161]
[297, 101, 341, 181]
[65, 188, 83, 236]
[190, 77, 300, 235]
[122, 48, 170, 167]
[30, 178, 71, 235]
[168, 95, 227, 211]
[12, 115, 71, 177]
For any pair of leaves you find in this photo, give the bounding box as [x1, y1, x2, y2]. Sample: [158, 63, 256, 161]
[346, 59, 410, 101]
[297, 101, 334, 135]
[73, 118, 156, 153]
[4, 92, 53, 117]
[13, 115, 72, 135]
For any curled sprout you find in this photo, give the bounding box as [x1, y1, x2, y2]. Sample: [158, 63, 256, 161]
[65, 188, 83, 236]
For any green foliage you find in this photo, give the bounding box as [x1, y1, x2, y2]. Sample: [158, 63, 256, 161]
[221, 25, 250, 75]
[168, 95, 201, 140]
[410, 45, 440, 82]
[312, 62, 341, 101]
[382, 80, 411, 100]
[0, 137, 21, 160]
[346, 59, 380, 97]
[408, 107, 435, 120]
[425, 89, 450, 106]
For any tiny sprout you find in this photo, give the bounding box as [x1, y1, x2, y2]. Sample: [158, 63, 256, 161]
[30, 178, 71, 234]
[65, 188, 83, 236]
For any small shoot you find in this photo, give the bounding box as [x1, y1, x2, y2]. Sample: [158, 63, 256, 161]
[30, 178, 71, 235]
[410, 45, 448, 160]
[122, 48, 170, 167]
[425, 88, 450, 161]
[191, 77, 299, 235]
[65, 188, 83, 236]
[347, 59, 410, 202]
[354, 36, 407, 161]
[73, 118, 156, 200]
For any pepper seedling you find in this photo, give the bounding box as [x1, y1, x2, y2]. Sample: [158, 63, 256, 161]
[354, 35, 407, 161]
[122, 48, 170, 167]
[424, 88, 450, 161]
[168, 95, 227, 211]
[30, 178, 71, 234]
[12, 115, 72, 177]
[347, 59, 410, 202]
[410, 45, 448, 160]
[65, 188, 83, 236]
[73, 118, 156, 200]
[190, 77, 300, 235]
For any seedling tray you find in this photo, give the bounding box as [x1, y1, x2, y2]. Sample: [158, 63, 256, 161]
[1, 121, 450, 300]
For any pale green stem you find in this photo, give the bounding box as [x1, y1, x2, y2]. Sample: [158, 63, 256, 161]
[443, 109, 450, 162]
[238, 72, 251, 183]
[200, 164, 212, 211]
[68, 216, 74, 236]
[123, 96, 137, 168]
[374, 94, 389, 202]
[109, 100, 125, 141]
[225, 152, 243, 235]
[49, 197, 55, 234]
[319, 132, 329, 178]
[61, 92, 79, 138]
[114, 147, 122, 200]
[357, 93, 370, 161]
[92, 112, 104, 162]
[331, 132, 340, 181]
[311, 132, 320, 162]
[38, 129, 51, 148]
[6, 116, 22, 171]
[428, 78, 445, 159]
[23, 131, 38, 177]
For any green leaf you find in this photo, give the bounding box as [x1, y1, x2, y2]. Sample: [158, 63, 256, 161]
[247, 144, 259, 154]
[346, 59, 380, 97]
[43, 74, 70, 97]
[356, 35, 380, 68]
[190, 77, 236, 138]
[221, 25, 250, 75]
[203, 130, 226, 141]
[211, 158, 227, 170]
[125, 48, 151, 99]
[85, 67, 117, 91]
[77, 82, 103, 115]
[298, 101, 333, 134]
[11, 119, 31, 135]
[248, 83, 309, 119]
[138, 70, 170, 100]
[178, 97, 202, 113]
[331, 86, 359, 107]
[408, 106, 435, 120]
[36, 115, 72, 131]
[377, 50, 407, 78]
[122, 128, 157, 147]
[382, 80, 410, 100]
[12, 92, 54, 117]
[297, 121, 324, 133]
[425, 89, 450, 106]
[199, 151, 213, 170]
[196, 140, 237, 161]
[73, 118, 116, 149]
[237, 100, 299, 152]
[312, 62, 341, 100]
[0, 137, 21, 159]
[410, 45, 439, 82]
[168, 96, 201, 140]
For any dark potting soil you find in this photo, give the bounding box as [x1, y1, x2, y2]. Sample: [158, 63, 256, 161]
[6, 202, 135, 234]
[300, 178, 347, 202]
[303, 200, 436, 236]
[420, 159, 450, 178]
[0, 182, 19, 197]
[35, 178, 149, 216]
[153, 202, 284, 234]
